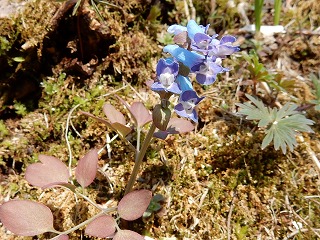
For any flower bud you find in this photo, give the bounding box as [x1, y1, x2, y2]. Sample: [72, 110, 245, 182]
[152, 104, 171, 131]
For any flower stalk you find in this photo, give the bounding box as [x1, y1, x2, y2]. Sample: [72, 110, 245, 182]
[124, 123, 157, 195]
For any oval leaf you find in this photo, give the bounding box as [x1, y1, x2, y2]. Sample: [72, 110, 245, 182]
[25, 155, 69, 188]
[0, 200, 54, 236]
[118, 190, 152, 221]
[85, 215, 116, 238]
[103, 103, 131, 136]
[113, 229, 144, 240]
[75, 149, 98, 188]
[103, 103, 126, 125]
[128, 102, 152, 128]
[111, 122, 132, 137]
[166, 118, 194, 134]
[154, 118, 195, 139]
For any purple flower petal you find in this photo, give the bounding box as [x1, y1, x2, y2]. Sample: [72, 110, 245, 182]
[168, 82, 182, 94]
[220, 35, 237, 44]
[156, 58, 179, 77]
[175, 103, 199, 123]
[174, 103, 190, 118]
[193, 33, 211, 44]
[209, 35, 240, 57]
[180, 90, 204, 104]
[196, 73, 217, 85]
[212, 45, 240, 57]
[174, 90, 204, 123]
[191, 33, 218, 54]
[191, 58, 224, 85]
[151, 81, 181, 94]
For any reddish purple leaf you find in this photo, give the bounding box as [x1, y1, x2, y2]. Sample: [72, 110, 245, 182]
[154, 117, 195, 139]
[111, 122, 132, 137]
[85, 215, 116, 238]
[75, 149, 98, 188]
[103, 103, 132, 136]
[103, 103, 126, 125]
[118, 190, 152, 221]
[166, 117, 195, 133]
[25, 155, 69, 188]
[0, 200, 54, 236]
[113, 229, 144, 240]
[128, 102, 152, 128]
[52, 235, 69, 240]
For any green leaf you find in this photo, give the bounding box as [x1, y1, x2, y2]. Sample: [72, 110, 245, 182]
[12, 57, 25, 62]
[237, 94, 314, 154]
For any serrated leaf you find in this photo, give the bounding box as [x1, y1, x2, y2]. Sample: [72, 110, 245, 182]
[85, 215, 116, 238]
[0, 200, 54, 236]
[113, 229, 144, 240]
[237, 94, 314, 154]
[118, 190, 152, 221]
[310, 73, 320, 99]
[128, 102, 152, 128]
[75, 149, 98, 188]
[25, 155, 69, 188]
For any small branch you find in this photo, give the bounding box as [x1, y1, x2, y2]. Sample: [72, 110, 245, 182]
[304, 142, 320, 172]
[285, 195, 320, 239]
[285, 228, 320, 239]
[65, 103, 82, 179]
[227, 190, 237, 240]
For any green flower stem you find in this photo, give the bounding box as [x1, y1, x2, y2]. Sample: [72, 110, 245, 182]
[274, 0, 281, 25]
[124, 123, 157, 195]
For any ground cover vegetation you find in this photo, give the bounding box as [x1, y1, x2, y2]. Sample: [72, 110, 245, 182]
[0, 0, 320, 239]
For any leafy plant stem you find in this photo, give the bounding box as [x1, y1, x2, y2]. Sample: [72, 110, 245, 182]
[124, 123, 156, 195]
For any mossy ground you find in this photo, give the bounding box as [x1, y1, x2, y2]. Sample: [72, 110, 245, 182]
[1, 0, 320, 239]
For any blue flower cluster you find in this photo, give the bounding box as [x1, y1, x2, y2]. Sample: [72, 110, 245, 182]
[151, 20, 239, 123]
